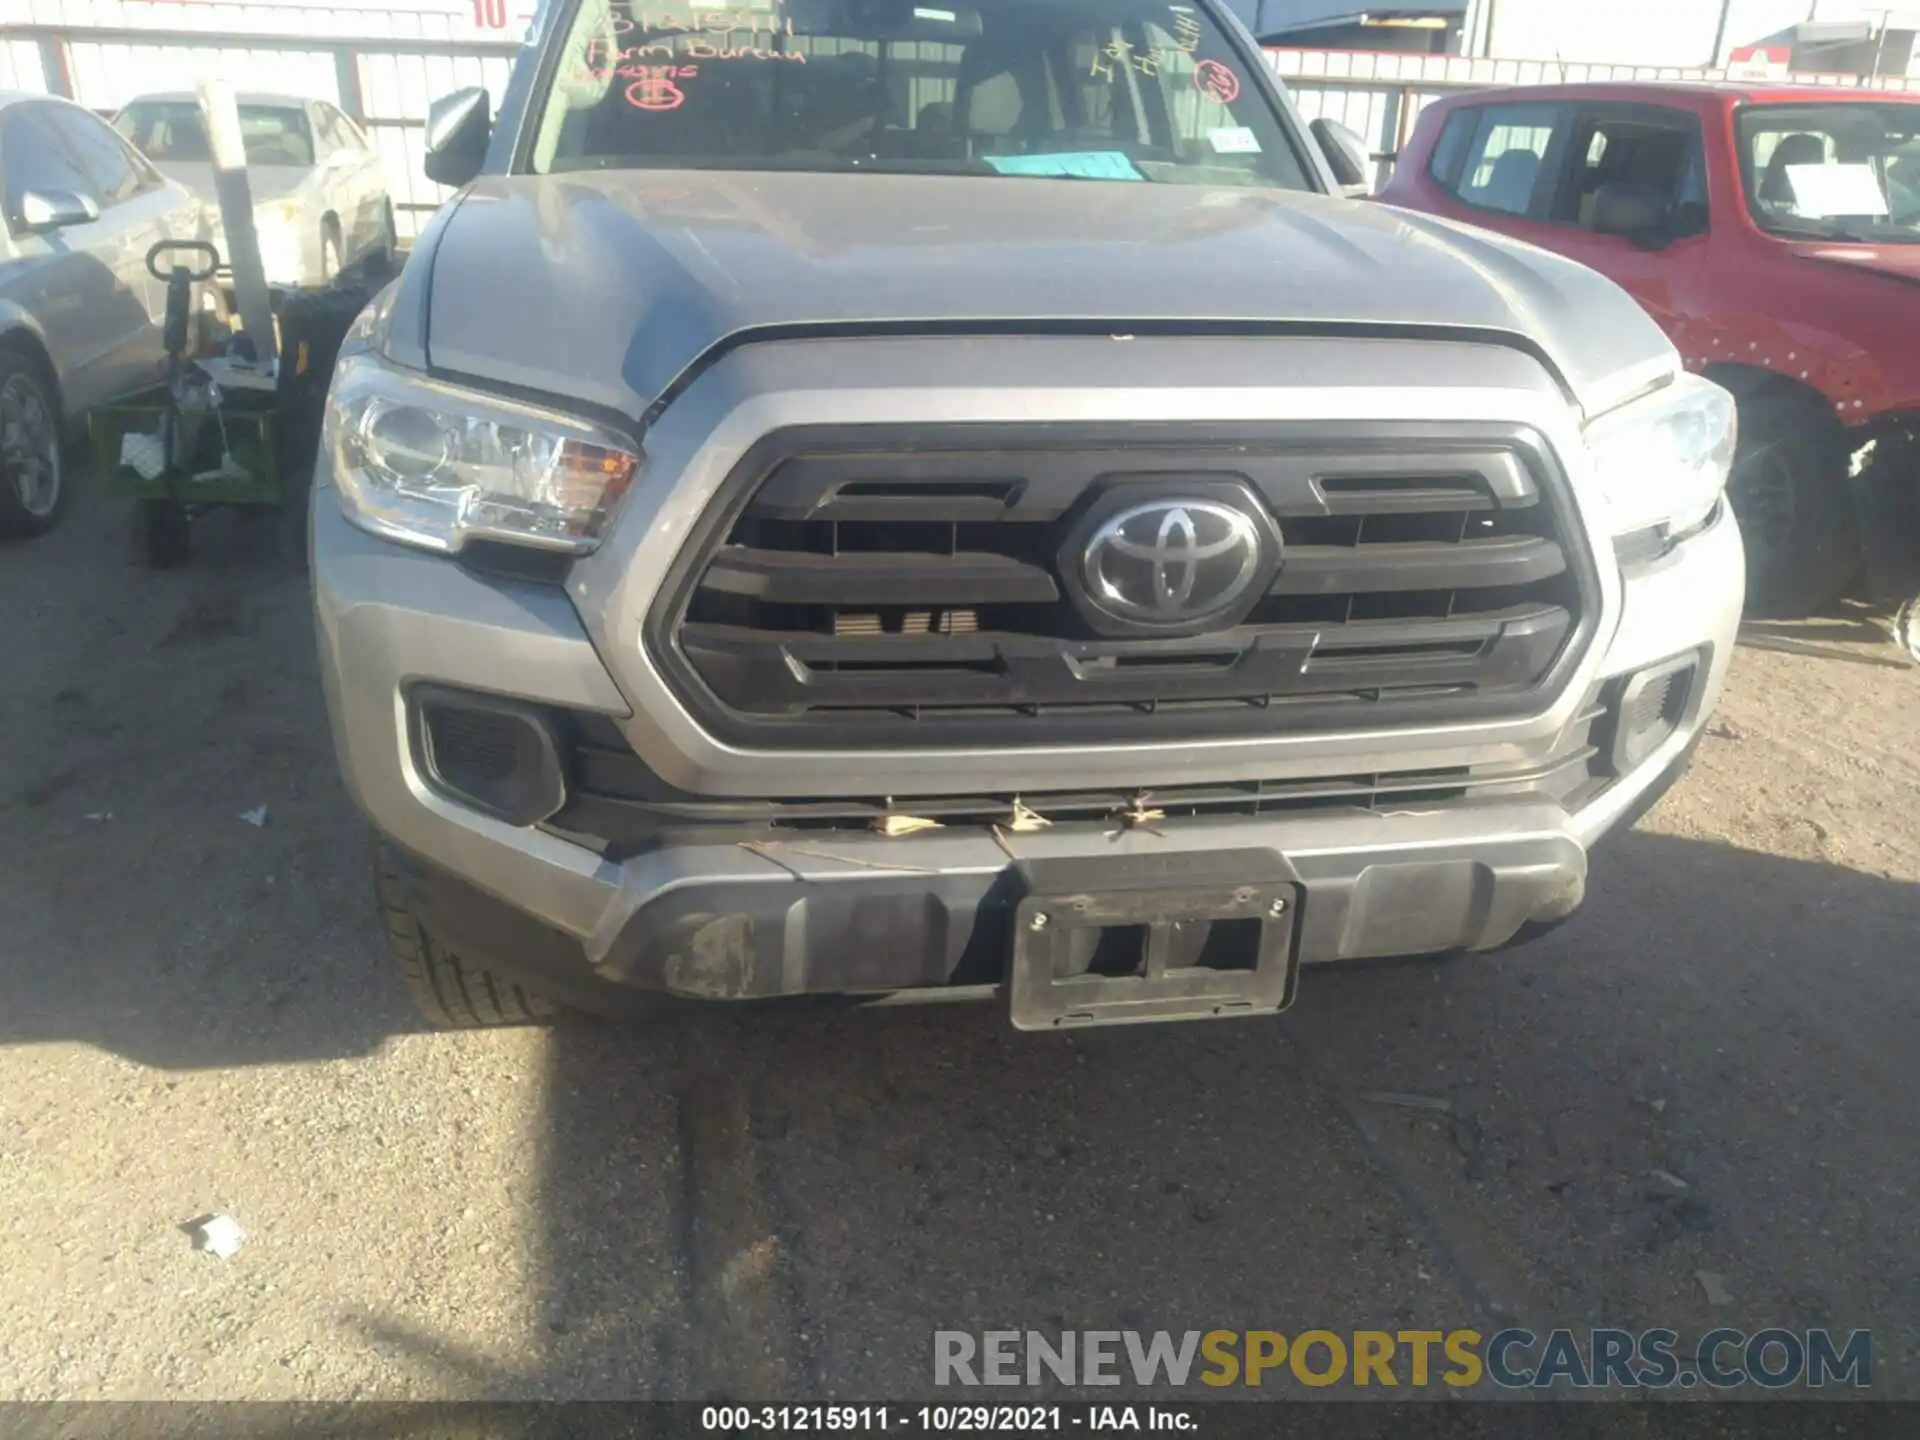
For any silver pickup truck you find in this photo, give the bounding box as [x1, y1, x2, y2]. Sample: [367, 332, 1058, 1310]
[312, 0, 1743, 1030]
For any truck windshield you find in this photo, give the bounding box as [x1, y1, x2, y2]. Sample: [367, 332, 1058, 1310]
[1738, 102, 1920, 244]
[526, 0, 1313, 190]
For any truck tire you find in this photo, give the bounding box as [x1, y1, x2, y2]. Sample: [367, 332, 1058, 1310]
[1728, 389, 1858, 617]
[1897, 594, 1920, 665]
[0, 347, 67, 540]
[376, 846, 563, 1029]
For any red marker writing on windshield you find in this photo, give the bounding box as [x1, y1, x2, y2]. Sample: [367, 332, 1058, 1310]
[1194, 59, 1240, 104]
[626, 73, 686, 111]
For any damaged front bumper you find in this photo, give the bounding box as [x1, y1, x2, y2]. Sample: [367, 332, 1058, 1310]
[318, 486, 1740, 1023]
[379, 783, 1670, 1025]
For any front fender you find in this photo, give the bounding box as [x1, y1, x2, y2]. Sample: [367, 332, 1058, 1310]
[0, 303, 67, 422]
[1678, 264, 1920, 424]
[0, 299, 50, 350]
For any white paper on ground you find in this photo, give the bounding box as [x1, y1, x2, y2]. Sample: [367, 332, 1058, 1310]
[186, 1213, 247, 1259]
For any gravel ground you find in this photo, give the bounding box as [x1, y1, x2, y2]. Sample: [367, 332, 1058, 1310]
[2, 480, 1918, 1405]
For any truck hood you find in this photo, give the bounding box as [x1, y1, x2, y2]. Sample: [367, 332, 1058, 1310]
[421, 171, 1672, 421]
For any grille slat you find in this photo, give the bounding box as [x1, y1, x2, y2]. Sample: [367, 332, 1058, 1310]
[679, 605, 1569, 716]
[748, 443, 1528, 523]
[1314, 479, 1501, 515]
[702, 546, 1060, 605]
[647, 423, 1595, 749]
[1272, 536, 1565, 596]
[548, 703, 1606, 853]
[699, 536, 1564, 608]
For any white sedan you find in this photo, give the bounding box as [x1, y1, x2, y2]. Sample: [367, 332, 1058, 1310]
[113, 91, 396, 289]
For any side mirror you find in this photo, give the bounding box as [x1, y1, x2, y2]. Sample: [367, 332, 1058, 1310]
[1591, 182, 1672, 250]
[1311, 118, 1372, 198]
[424, 87, 492, 188]
[18, 188, 100, 232]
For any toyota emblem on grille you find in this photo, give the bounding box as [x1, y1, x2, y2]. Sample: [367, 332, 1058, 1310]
[1081, 499, 1266, 625]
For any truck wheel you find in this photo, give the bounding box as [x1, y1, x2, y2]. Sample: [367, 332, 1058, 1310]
[1728, 391, 1858, 617]
[1897, 595, 1920, 665]
[0, 349, 67, 540]
[375, 846, 563, 1029]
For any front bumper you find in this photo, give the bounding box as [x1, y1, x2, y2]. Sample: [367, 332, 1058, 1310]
[314, 476, 1744, 1014]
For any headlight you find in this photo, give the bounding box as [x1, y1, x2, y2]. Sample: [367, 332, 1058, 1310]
[1584, 373, 1737, 539]
[324, 351, 640, 555]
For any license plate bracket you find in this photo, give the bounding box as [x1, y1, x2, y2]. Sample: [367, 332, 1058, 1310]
[1007, 850, 1300, 1031]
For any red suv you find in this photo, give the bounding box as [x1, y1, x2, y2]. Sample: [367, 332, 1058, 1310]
[1382, 82, 1920, 612]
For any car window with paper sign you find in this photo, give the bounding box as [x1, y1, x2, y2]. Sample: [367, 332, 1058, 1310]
[1785, 164, 1891, 219]
[1738, 101, 1920, 243]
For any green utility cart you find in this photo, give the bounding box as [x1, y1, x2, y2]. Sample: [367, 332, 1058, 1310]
[90, 239, 377, 569]
[89, 379, 287, 568]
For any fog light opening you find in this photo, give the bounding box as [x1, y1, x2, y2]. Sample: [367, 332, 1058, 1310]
[1607, 655, 1698, 775]
[411, 686, 567, 826]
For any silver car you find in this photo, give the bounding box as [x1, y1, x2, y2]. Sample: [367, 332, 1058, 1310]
[0, 91, 200, 539]
[113, 91, 396, 290]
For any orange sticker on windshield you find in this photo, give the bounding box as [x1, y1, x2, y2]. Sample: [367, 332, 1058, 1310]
[1194, 59, 1240, 104]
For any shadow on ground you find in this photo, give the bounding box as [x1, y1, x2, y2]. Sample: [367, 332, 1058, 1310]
[0, 484, 410, 1068]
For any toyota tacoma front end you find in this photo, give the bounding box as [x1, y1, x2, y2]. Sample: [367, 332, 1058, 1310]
[311, 0, 1743, 1029]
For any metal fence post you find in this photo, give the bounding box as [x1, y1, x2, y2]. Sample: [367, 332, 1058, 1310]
[36, 37, 74, 100]
[333, 46, 367, 124]
[1373, 84, 1404, 190]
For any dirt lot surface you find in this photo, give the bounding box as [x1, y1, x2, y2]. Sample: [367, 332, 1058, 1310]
[3, 484, 1919, 1405]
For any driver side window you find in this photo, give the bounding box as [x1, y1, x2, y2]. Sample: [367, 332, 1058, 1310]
[1560, 110, 1709, 239]
[1447, 103, 1570, 216]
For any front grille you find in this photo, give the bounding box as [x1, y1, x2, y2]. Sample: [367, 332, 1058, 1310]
[546, 705, 1610, 858]
[646, 422, 1598, 749]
